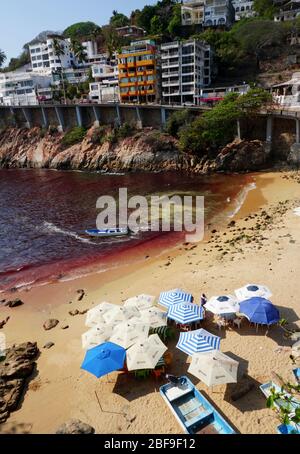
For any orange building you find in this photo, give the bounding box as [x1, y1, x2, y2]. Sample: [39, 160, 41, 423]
[118, 40, 160, 104]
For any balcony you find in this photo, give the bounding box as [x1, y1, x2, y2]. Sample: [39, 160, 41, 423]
[161, 42, 179, 50]
[161, 52, 179, 60]
[162, 71, 179, 78]
[136, 59, 155, 67]
[162, 81, 180, 87]
[162, 62, 179, 69]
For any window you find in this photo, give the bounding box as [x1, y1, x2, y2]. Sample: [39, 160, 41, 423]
[32, 56, 37, 61]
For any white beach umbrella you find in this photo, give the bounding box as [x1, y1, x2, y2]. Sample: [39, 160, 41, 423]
[85, 302, 117, 328]
[206, 295, 239, 315]
[126, 334, 168, 371]
[139, 307, 168, 329]
[82, 326, 112, 350]
[124, 294, 156, 311]
[103, 305, 140, 325]
[109, 321, 150, 349]
[292, 340, 300, 359]
[188, 350, 239, 387]
[235, 284, 272, 302]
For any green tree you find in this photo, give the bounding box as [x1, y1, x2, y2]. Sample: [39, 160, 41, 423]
[0, 49, 7, 68]
[110, 10, 130, 28]
[63, 22, 101, 40]
[168, 3, 182, 37]
[253, 0, 277, 20]
[52, 38, 67, 104]
[136, 5, 157, 33]
[150, 15, 163, 35]
[70, 39, 86, 64]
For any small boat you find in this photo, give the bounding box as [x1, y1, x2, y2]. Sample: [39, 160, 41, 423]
[160, 376, 235, 435]
[293, 368, 300, 384]
[85, 227, 129, 238]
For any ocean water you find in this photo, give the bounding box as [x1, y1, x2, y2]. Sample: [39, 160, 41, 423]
[0, 169, 253, 292]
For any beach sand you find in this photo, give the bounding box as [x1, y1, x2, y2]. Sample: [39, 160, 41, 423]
[1, 170, 300, 435]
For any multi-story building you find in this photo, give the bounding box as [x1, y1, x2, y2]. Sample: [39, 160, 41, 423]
[116, 26, 146, 40]
[272, 72, 300, 108]
[118, 40, 160, 104]
[203, 0, 235, 27]
[232, 0, 255, 20]
[274, 0, 300, 21]
[29, 36, 76, 72]
[181, 1, 205, 26]
[181, 0, 235, 27]
[89, 64, 119, 103]
[199, 83, 249, 104]
[0, 71, 52, 106]
[161, 40, 212, 106]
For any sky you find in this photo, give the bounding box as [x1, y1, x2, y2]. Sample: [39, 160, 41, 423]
[0, 0, 157, 62]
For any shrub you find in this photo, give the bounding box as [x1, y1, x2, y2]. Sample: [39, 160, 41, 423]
[165, 109, 193, 138]
[61, 126, 87, 148]
[48, 125, 59, 136]
[117, 122, 135, 139]
[90, 126, 107, 145]
[39, 127, 47, 139]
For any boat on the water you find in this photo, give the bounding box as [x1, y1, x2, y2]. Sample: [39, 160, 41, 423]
[160, 376, 236, 435]
[85, 227, 129, 238]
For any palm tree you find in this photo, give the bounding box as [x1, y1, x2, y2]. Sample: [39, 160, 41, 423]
[70, 39, 87, 65]
[0, 49, 7, 68]
[52, 38, 67, 104]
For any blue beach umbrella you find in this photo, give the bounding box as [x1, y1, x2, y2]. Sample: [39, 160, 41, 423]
[239, 297, 280, 326]
[81, 342, 126, 378]
[168, 303, 204, 325]
[176, 329, 221, 356]
[159, 289, 193, 309]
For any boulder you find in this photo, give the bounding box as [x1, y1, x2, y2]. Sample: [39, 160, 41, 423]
[0, 342, 39, 423]
[213, 140, 269, 172]
[43, 342, 55, 349]
[43, 319, 59, 331]
[56, 419, 95, 434]
[5, 299, 24, 308]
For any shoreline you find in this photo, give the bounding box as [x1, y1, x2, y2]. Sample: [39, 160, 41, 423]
[1, 169, 300, 434]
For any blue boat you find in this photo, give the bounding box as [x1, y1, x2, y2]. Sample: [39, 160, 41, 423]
[293, 368, 300, 384]
[160, 376, 236, 435]
[85, 227, 129, 238]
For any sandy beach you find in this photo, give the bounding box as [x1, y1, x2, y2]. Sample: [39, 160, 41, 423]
[1, 170, 300, 435]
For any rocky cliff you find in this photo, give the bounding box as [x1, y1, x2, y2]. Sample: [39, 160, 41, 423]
[0, 127, 272, 174]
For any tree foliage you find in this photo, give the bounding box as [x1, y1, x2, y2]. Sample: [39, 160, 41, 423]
[63, 22, 101, 41]
[110, 11, 130, 28]
[0, 49, 6, 68]
[253, 0, 277, 20]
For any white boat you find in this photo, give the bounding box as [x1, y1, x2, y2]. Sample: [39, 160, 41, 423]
[85, 227, 129, 238]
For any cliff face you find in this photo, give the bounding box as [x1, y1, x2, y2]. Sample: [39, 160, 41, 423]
[0, 127, 197, 173]
[0, 126, 273, 174]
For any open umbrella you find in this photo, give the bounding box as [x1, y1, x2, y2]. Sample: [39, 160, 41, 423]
[177, 329, 221, 356]
[81, 342, 126, 378]
[126, 334, 168, 371]
[239, 297, 280, 326]
[103, 305, 140, 325]
[109, 321, 150, 349]
[235, 284, 272, 302]
[206, 295, 239, 316]
[82, 326, 112, 350]
[167, 303, 204, 324]
[188, 350, 239, 387]
[139, 307, 167, 329]
[159, 289, 193, 309]
[124, 294, 155, 311]
[85, 302, 116, 328]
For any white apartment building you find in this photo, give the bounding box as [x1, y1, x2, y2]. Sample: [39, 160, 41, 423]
[181, 1, 205, 26]
[203, 0, 235, 27]
[160, 40, 212, 106]
[231, 0, 255, 20]
[89, 64, 119, 103]
[181, 0, 235, 27]
[29, 36, 75, 72]
[0, 71, 52, 106]
[199, 83, 249, 104]
[272, 72, 300, 109]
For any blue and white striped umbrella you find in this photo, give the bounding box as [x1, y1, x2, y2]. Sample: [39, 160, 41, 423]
[177, 329, 221, 356]
[168, 303, 204, 324]
[159, 289, 193, 309]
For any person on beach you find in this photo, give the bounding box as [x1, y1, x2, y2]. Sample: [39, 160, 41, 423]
[200, 294, 207, 307]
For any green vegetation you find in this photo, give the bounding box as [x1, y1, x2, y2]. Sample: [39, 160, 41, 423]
[61, 127, 87, 148]
[253, 0, 277, 20]
[109, 10, 130, 28]
[2, 50, 30, 72]
[266, 378, 300, 431]
[63, 22, 101, 40]
[90, 126, 108, 145]
[0, 49, 6, 68]
[166, 88, 272, 155]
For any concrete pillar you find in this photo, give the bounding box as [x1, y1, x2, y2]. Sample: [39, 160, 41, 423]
[22, 108, 32, 129]
[266, 116, 273, 143]
[55, 106, 64, 132]
[237, 119, 241, 140]
[9, 107, 17, 127]
[75, 106, 83, 127]
[93, 106, 100, 127]
[136, 106, 143, 129]
[41, 107, 48, 129]
[161, 107, 166, 127]
[115, 104, 121, 127]
[296, 118, 300, 143]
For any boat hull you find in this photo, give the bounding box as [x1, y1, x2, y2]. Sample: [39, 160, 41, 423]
[85, 228, 129, 238]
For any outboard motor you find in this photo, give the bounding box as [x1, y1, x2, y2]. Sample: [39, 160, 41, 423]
[166, 374, 187, 386]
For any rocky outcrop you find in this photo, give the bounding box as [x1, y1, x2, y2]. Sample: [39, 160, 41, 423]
[56, 419, 95, 434]
[0, 342, 39, 423]
[0, 127, 197, 173]
[43, 319, 59, 331]
[287, 143, 300, 168]
[211, 139, 270, 172]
